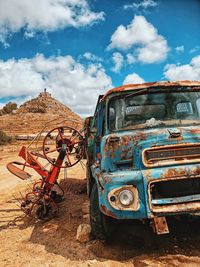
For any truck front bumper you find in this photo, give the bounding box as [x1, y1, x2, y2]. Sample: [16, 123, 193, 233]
[91, 165, 200, 220]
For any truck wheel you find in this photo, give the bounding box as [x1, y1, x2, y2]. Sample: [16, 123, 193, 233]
[86, 163, 94, 196]
[90, 183, 109, 239]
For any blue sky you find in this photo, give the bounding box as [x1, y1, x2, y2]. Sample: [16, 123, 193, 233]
[0, 0, 200, 116]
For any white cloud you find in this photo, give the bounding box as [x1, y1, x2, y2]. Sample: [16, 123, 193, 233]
[0, 0, 105, 46]
[164, 55, 200, 81]
[0, 54, 112, 117]
[0, 95, 32, 110]
[82, 52, 103, 62]
[123, 73, 145, 85]
[175, 46, 184, 53]
[111, 52, 124, 73]
[190, 46, 200, 54]
[124, 0, 158, 10]
[107, 15, 169, 64]
[126, 53, 136, 64]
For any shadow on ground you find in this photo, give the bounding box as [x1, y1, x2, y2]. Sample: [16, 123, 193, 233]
[3, 178, 200, 263]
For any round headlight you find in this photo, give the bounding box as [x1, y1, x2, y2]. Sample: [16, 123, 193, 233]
[118, 190, 134, 206]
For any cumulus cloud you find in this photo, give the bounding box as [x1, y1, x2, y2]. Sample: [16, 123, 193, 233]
[82, 52, 103, 62]
[111, 52, 124, 73]
[0, 54, 112, 116]
[0, 0, 105, 46]
[124, 0, 158, 10]
[107, 15, 169, 64]
[175, 46, 184, 53]
[123, 73, 145, 85]
[126, 53, 136, 64]
[164, 55, 200, 81]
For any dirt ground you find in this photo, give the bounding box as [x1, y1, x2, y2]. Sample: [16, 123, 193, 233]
[0, 144, 200, 267]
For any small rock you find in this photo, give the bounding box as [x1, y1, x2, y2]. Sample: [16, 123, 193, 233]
[83, 214, 90, 220]
[82, 201, 89, 214]
[76, 223, 91, 243]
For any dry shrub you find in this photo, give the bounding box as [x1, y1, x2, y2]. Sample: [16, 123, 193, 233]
[0, 102, 17, 115]
[0, 130, 12, 145]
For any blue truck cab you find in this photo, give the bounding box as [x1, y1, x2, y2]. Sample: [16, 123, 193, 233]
[85, 81, 200, 238]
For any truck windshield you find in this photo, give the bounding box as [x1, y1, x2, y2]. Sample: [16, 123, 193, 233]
[108, 90, 200, 131]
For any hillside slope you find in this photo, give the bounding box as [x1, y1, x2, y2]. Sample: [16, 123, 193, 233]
[0, 91, 83, 136]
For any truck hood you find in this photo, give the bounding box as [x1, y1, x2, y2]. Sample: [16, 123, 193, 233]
[101, 125, 200, 172]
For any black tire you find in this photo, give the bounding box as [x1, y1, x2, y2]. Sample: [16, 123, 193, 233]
[36, 203, 53, 220]
[86, 163, 94, 196]
[90, 183, 110, 239]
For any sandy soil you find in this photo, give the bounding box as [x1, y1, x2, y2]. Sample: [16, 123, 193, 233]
[0, 144, 200, 267]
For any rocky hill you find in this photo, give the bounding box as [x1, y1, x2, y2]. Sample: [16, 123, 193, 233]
[0, 91, 83, 136]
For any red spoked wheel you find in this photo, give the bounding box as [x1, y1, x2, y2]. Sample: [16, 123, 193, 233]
[42, 126, 84, 168]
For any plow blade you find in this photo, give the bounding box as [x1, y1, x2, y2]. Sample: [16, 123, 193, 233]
[7, 161, 32, 180]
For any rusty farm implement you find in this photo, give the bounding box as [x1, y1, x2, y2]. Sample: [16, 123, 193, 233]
[7, 118, 85, 220]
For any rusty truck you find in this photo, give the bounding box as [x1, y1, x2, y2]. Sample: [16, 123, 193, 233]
[85, 81, 200, 238]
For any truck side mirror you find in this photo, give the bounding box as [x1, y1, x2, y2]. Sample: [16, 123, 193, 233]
[84, 116, 93, 126]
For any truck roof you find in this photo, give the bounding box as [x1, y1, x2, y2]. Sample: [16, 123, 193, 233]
[102, 80, 200, 100]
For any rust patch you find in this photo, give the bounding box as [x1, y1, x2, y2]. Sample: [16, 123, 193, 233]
[143, 169, 153, 181]
[151, 202, 200, 214]
[103, 175, 113, 184]
[189, 129, 200, 134]
[161, 168, 188, 179]
[120, 146, 132, 160]
[96, 172, 104, 191]
[100, 205, 117, 218]
[153, 217, 169, 235]
[102, 80, 200, 101]
[104, 133, 146, 158]
[160, 166, 200, 179]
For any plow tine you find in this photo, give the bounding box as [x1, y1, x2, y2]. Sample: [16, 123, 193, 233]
[19, 191, 25, 201]
[12, 194, 21, 202]
[12, 194, 19, 202]
[12, 195, 23, 206]
[12, 194, 17, 199]
[27, 184, 34, 191]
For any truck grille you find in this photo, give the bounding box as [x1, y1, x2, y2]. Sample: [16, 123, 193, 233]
[143, 144, 200, 167]
[149, 177, 200, 213]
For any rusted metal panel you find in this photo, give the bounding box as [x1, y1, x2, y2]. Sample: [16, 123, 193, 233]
[153, 217, 169, 235]
[102, 80, 200, 101]
[150, 202, 200, 214]
[152, 194, 200, 205]
[143, 143, 200, 167]
[100, 205, 117, 219]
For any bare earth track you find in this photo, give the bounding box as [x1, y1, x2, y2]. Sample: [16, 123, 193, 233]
[0, 144, 200, 267]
